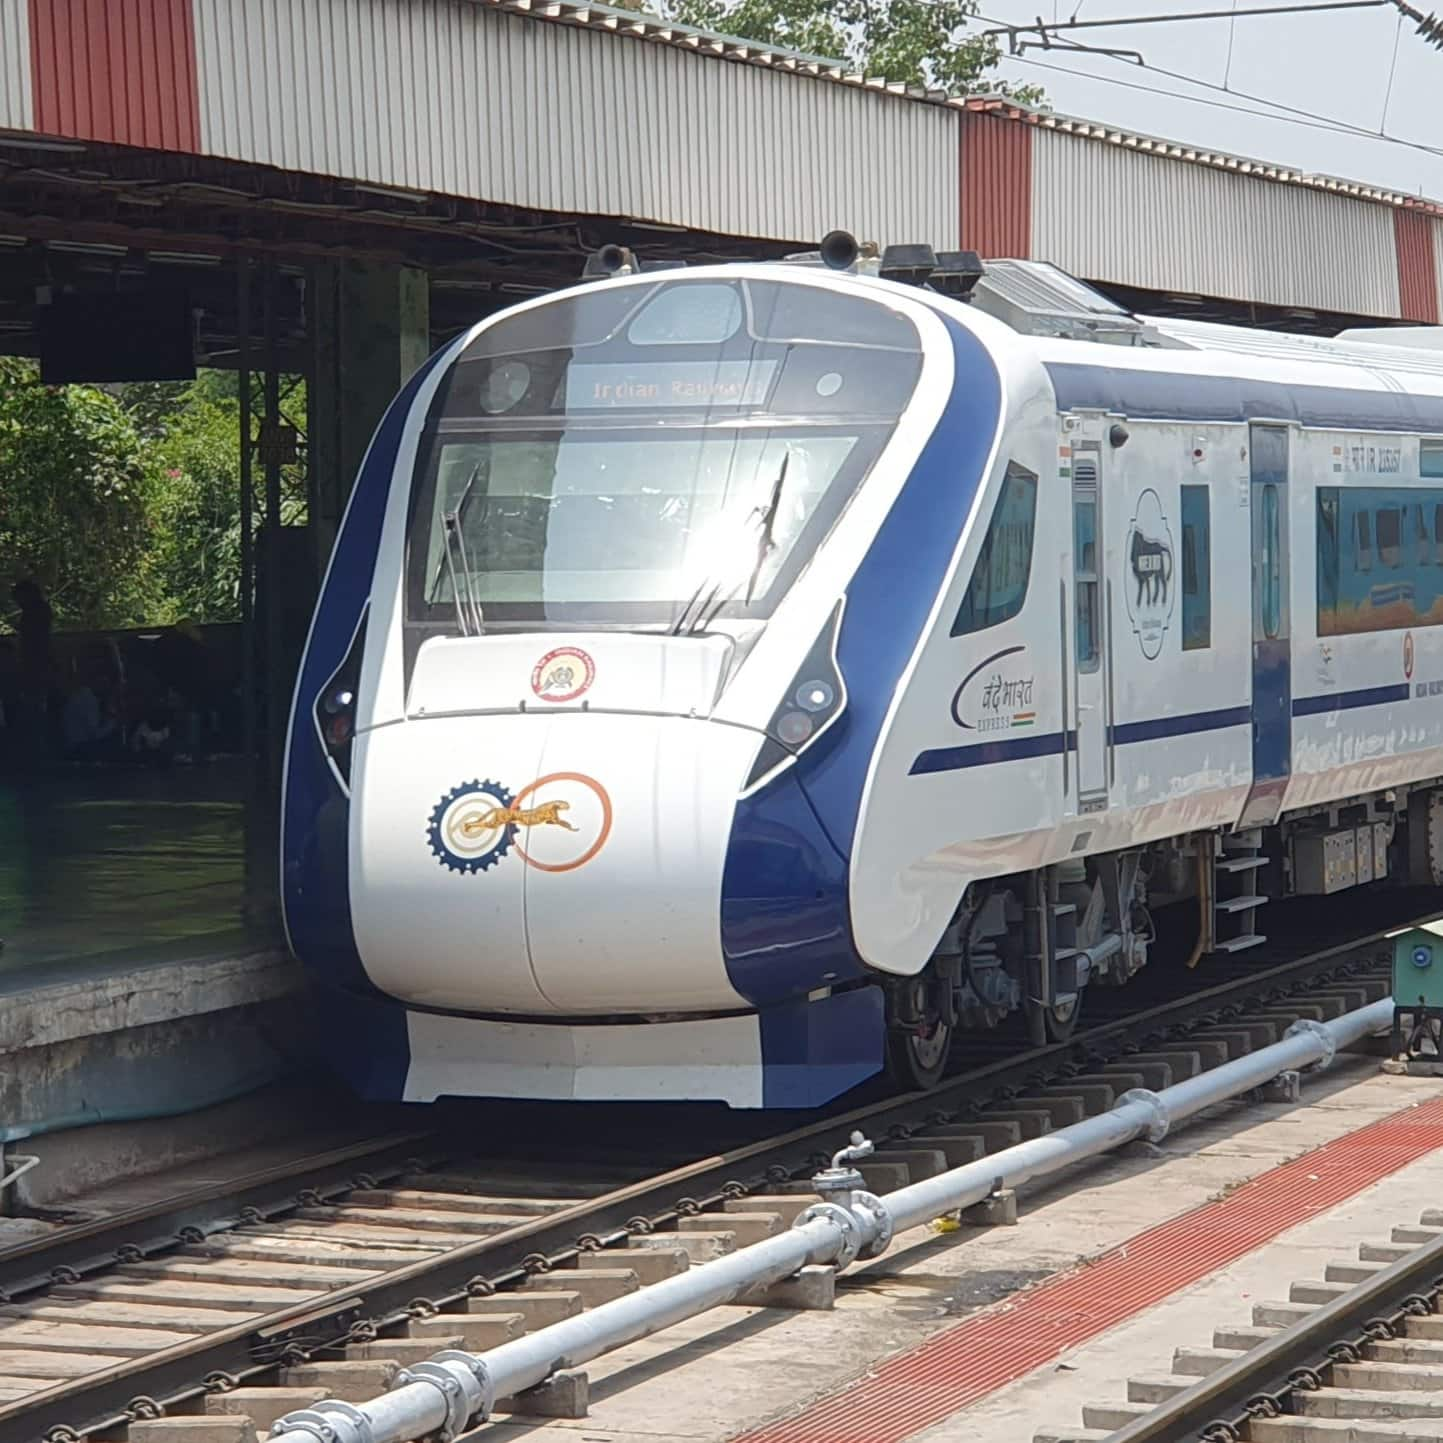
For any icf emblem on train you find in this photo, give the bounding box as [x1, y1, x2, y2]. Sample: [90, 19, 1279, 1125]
[1124, 488, 1176, 661]
[428, 772, 613, 875]
[531, 646, 596, 703]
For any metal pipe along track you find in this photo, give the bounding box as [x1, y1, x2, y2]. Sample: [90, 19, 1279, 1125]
[269, 997, 1397, 1443]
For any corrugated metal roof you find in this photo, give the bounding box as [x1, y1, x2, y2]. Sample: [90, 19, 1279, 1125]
[968, 95, 1443, 218]
[194, 0, 959, 244]
[432, 7, 1443, 222]
[29, 0, 200, 152]
[960, 109, 1030, 258]
[0, 0, 33, 132]
[1395, 209, 1440, 323]
[1030, 122, 1401, 317]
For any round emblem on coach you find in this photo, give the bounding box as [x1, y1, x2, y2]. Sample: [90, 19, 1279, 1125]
[531, 647, 596, 704]
[428, 779, 517, 874]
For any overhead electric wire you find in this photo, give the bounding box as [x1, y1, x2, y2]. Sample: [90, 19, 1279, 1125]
[980, 0, 1384, 35]
[971, 6, 1443, 163]
[1381, 11, 1405, 129]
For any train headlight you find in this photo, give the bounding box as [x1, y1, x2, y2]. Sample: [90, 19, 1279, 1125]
[795, 680, 835, 713]
[776, 711, 815, 746]
[744, 599, 847, 791]
[312, 609, 367, 792]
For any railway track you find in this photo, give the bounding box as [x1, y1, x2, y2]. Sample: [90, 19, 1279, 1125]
[0, 901, 1425, 1443]
[1059, 1204, 1443, 1442]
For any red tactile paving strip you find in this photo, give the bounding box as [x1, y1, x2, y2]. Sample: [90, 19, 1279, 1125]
[735, 1093, 1443, 1443]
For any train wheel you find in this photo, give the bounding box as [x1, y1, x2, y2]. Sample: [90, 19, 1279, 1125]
[1026, 993, 1082, 1046]
[1045, 993, 1081, 1042]
[887, 1019, 952, 1091]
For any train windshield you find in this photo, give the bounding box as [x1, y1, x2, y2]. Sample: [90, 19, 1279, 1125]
[406, 277, 923, 631]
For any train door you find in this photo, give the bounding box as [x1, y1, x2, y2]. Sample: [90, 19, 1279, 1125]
[1240, 424, 1292, 829]
[1072, 452, 1109, 811]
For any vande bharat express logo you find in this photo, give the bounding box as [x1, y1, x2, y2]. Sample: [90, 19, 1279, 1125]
[951, 646, 1037, 734]
[531, 646, 596, 704]
[428, 773, 613, 875]
[1125, 488, 1176, 661]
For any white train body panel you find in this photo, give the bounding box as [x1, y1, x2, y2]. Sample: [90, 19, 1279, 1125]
[282, 259, 1443, 1109]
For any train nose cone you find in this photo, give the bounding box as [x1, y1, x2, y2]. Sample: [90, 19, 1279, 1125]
[347, 711, 759, 1018]
[522, 713, 758, 1014]
[348, 715, 553, 1013]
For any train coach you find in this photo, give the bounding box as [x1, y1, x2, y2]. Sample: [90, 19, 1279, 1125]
[281, 237, 1443, 1108]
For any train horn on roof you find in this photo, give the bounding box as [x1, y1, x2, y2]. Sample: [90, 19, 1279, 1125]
[819, 230, 859, 271]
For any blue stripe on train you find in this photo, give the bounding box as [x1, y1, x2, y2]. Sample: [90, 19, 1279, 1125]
[910, 688, 1419, 775]
[719, 314, 1002, 1009]
[1292, 683, 1413, 716]
[281, 345, 453, 1008]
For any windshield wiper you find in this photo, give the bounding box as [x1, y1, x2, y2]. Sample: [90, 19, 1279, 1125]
[744, 452, 789, 606]
[683, 452, 791, 637]
[430, 464, 486, 637]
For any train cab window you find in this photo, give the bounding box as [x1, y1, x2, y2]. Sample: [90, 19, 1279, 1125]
[1423, 440, 1443, 478]
[1261, 483, 1283, 640]
[1378, 507, 1402, 568]
[1181, 484, 1211, 650]
[406, 277, 924, 631]
[951, 463, 1039, 636]
[1355, 510, 1373, 572]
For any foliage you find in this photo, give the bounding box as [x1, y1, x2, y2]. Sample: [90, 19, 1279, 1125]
[0, 359, 162, 630]
[147, 394, 248, 625]
[1, 362, 308, 634]
[651, 0, 1043, 99]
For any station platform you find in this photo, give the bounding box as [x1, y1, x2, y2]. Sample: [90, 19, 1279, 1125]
[478, 1054, 1443, 1443]
[0, 760, 251, 978]
[0, 761, 304, 1157]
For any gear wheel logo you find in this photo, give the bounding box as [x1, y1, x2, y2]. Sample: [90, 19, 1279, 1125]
[427, 779, 516, 874]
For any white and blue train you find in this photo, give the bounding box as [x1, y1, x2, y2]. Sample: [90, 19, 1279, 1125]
[281, 237, 1443, 1109]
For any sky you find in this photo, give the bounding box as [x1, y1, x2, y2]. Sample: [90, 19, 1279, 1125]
[960, 0, 1443, 200]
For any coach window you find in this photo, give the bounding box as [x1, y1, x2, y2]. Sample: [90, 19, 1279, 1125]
[1434, 503, 1443, 564]
[1423, 440, 1443, 478]
[1416, 504, 1432, 566]
[1378, 506, 1402, 568]
[1181, 484, 1211, 650]
[1261, 483, 1283, 639]
[1355, 510, 1373, 572]
[951, 463, 1039, 635]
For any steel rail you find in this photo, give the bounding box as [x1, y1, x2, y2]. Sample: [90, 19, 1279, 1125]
[264, 998, 1397, 1442]
[0, 1132, 437, 1299]
[2, 904, 1419, 1443]
[1106, 1214, 1443, 1441]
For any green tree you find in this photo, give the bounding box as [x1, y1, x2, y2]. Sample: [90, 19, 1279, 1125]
[654, 0, 1041, 98]
[0, 359, 162, 629]
[147, 394, 246, 624]
[126, 371, 308, 626]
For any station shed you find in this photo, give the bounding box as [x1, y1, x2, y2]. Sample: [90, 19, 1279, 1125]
[1, 0, 1441, 1172]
